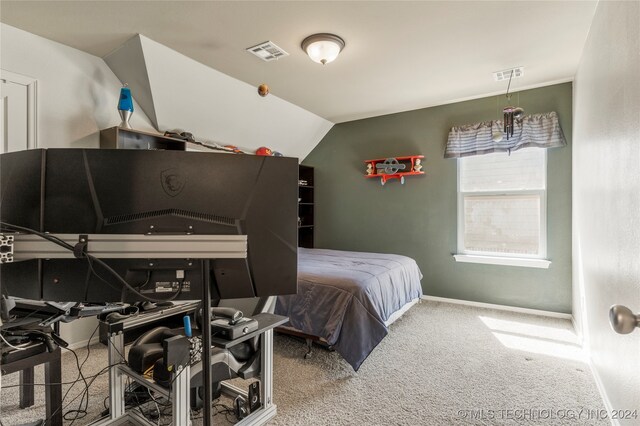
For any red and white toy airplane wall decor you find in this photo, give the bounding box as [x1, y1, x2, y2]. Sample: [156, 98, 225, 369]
[364, 155, 424, 185]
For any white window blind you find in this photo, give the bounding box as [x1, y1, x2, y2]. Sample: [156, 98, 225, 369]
[458, 148, 546, 259]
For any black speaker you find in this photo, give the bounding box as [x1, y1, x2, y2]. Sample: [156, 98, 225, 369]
[248, 381, 261, 412]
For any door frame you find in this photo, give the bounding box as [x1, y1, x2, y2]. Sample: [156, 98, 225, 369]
[1, 69, 38, 150]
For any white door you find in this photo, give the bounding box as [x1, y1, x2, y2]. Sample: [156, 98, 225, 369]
[0, 70, 37, 153]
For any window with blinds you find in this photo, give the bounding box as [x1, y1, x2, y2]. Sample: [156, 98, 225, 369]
[458, 148, 547, 258]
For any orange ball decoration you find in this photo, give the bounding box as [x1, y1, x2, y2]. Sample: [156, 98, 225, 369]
[258, 83, 270, 97]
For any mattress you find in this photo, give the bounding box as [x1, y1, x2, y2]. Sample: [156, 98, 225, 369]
[275, 248, 423, 370]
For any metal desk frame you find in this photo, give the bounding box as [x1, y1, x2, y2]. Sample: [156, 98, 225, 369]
[7, 232, 278, 426]
[92, 317, 281, 426]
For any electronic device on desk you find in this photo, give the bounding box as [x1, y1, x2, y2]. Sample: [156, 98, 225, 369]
[1, 321, 67, 359]
[209, 307, 258, 340]
[1, 296, 128, 356]
[5, 298, 128, 327]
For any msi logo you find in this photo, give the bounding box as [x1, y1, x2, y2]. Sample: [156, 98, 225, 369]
[160, 168, 186, 197]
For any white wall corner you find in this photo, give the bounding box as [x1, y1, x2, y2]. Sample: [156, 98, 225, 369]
[106, 34, 334, 159]
[587, 359, 621, 426]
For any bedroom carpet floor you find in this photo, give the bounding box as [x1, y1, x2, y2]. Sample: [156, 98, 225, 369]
[1, 301, 607, 425]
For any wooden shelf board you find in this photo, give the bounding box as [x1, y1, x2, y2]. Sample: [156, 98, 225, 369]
[364, 171, 425, 178]
[364, 155, 424, 163]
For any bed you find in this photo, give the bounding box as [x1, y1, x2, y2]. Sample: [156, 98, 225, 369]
[275, 248, 423, 371]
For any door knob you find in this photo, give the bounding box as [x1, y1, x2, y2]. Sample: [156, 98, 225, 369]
[609, 305, 640, 334]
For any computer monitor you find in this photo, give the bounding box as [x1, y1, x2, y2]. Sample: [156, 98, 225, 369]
[0, 148, 298, 303]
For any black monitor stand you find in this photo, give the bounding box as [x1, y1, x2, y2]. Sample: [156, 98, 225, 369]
[201, 259, 214, 425]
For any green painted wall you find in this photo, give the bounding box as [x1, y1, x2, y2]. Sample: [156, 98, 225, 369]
[303, 83, 572, 313]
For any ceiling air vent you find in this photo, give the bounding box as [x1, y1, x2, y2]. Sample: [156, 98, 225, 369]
[246, 41, 289, 62]
[493, 67, 525, 81]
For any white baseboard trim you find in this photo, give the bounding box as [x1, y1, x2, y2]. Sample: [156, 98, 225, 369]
[421, 295, 572, 320]
[571, 315, 583, 345]
[587, 357, 619, 426]
[66, 336, 101, 350]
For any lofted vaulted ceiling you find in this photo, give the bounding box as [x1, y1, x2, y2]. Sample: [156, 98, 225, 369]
[0, 1, 597, 123]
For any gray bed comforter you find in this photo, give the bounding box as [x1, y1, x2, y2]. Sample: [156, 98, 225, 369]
[275, 248, 423, 370]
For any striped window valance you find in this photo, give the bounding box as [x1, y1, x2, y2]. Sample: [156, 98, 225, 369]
[444, 111, 566, 158]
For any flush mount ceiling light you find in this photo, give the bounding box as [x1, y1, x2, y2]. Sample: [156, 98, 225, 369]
[301, 33, 345, 65]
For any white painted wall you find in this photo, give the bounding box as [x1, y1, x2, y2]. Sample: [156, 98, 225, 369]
[572, 1, 640, 421]
[131, 35, 333, 160]
[0, 23, 156, 345]
[0, 23, 155, 148]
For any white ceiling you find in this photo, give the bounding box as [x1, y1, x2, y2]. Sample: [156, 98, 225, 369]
[0, 1, 598, 123]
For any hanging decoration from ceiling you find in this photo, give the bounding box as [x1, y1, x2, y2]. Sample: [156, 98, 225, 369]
[498, 70, 524, 141]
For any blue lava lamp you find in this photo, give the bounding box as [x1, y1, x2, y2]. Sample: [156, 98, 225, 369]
[118, 84, 134, 129]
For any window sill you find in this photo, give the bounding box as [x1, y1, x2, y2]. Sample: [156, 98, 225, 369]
[453, 254, 551, 269]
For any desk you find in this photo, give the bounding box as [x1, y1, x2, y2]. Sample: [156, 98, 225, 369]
[1, 342, 62, 426]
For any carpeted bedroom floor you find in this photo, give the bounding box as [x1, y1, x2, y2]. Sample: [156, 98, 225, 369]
[1, 301, 607, 425]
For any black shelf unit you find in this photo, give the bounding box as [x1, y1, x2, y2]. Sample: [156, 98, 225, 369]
[298, 165, 314, 248]
[100, 126, 187, 151]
